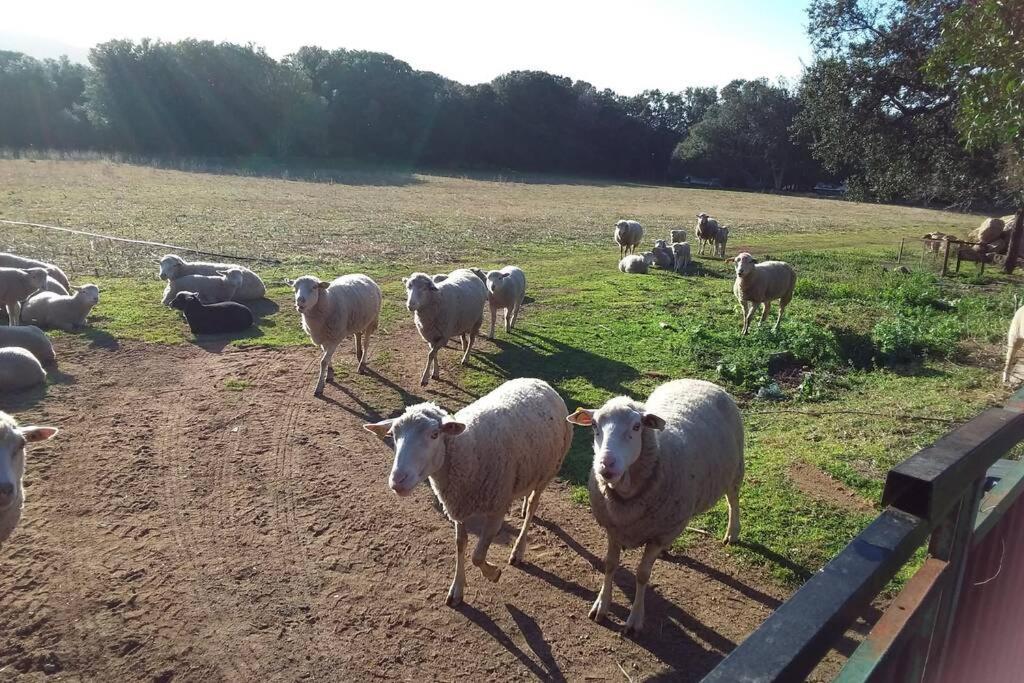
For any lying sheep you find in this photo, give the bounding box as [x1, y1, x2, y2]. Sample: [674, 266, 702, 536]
[670, 229, 687, 244]
[289, 274, 382, 396]
[0, 267, 48, 327]
[41, 276, 69, 295]
[615, 220, 644, 257]
[405, 269, 487, 386]
[171, 292, 254, 336]
[671, 242, 691, 273]
[695, 212, 721, 256]
[0, 253, 69, 290]
[483, 266, 527, 339]
[21, 284, 100, 331]
[714, 226, 729, 258]
[567, 379, 744, 635]
[0, 411, 58, 546]
[161, 269, 243, 306]
[732, 253, 797, 334]
[0, 347, 47, 391]
[0, 326, 55, 365]
[618, 253, 653, 274]
[158, 254, 266, 300]
[651, 240, 675, 270]
[1002, 305, 1024, 384]
[364, 377, 572, 606]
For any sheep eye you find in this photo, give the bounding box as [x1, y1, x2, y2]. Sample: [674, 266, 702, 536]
[430, 431, 439, 440]
[632, 424, 641, 431]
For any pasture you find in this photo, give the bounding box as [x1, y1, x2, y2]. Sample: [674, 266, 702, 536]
[0, 158, 1017, 681]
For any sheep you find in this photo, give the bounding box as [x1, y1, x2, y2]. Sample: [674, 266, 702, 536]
[695, 212, 722, 256]
[404, 269, 487, 386]
[170, 292, 254, 336]
[0, 411, 58, 546]
[618, 253, 652, 274]
[0, 253, 69, 290]
[670, 229, 687, 244]
[432, 274, 449, 284]
[615, 220, 644, 257]
[0, 267, 48, 327]
[483, 266, 527, 339]
[21, 284, 100, 332]
[42, 276, 68, 295]
[364, 377, 572, 607]
[714, 226, 730, 258]
[566, 378, 744, 635]
[970, 218, 1005, 244]
[157, 254, 266, 300]
[0, 347, 47, 392]
[1002, 305, 1024, 385]
[161, 269, 243, 306]
[651, 240, 675, 270]
[0, 326, 55, 365]
[671, 242, 691, 273]
[288, 274, 382, 397]
[732, 253, 797, 335]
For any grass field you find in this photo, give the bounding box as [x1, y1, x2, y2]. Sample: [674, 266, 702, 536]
[2, 158, 1017, 589]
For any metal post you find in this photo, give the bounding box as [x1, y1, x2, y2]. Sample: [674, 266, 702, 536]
[940, 239, 951, 277]
[897, 238, 905, 264]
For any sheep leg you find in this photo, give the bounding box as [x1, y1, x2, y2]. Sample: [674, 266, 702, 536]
[461, 333, 476, 365]
[589, 535, 621, 622]
[520, 496, 528, 517]
[509, 486, 544, 566]
[315, 343, 338, 395]
[725, 487, 741, 544]
[623, 542, 664, 636]
[759, 301, 771, 326]
[487, 304, 497, 340]
[460, 333, 467, 351]
[446, 521, 468, 607]
[472, 514, 504, 583]
[1004, 339, 1023, 384]
[421, 344, 441, 386]
[357, 331, 372, 373]
[5, 302, 20, 326]
[741, 302, 755, 335]
[773, 302, 786, 333]
[354, 332, 363, 360]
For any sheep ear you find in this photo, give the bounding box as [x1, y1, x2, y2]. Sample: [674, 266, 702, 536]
[363, 419, 394, 438]
[401, 277, 409, 285]
[440, 420, 466, 436]
[284, 279, 295, 287]
[317, 282, 330, 290]
[566, 408, 594, 426]
[641, 413, 666, 430]
[19, 426, 58, 443]
[428, 281, 439, 291]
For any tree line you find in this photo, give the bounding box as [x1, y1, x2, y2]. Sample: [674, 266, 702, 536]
[0, 0, 1018, 208]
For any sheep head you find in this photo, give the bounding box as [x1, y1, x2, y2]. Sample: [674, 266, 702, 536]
[0, 412, 57, 512]
[734, 252, 756, 277]
[567, 397, 665, 486]
[158, 254, 185, 281]
[364, 402, 464, 497]
[403, 273, 438, 312]
[288, 276, 329, 314]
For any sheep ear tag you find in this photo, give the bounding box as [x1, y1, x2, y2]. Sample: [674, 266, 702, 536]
[19, 426, 58, 443]
[566, 408, 594, 426]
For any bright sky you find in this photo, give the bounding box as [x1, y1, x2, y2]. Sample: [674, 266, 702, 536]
[4, 0, 812, 95]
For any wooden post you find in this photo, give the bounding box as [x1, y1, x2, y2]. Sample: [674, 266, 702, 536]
[940, 239, 951, 277]
[956, 249, 962, 273]
[1004, 208, 1024, 274]
[897, 238, 905, 264]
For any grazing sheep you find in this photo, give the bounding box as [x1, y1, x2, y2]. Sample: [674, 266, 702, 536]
[619, 253, 653, 274]
[404, 269, 487, 386]
[0, 253, 69, 290]
[670, 229, 687, 244]
[483, 266, 527, 339]
[566, 379, 744, 635]
[288, 274, 383, 396]
[364, 377, 572, 606]
[615, 220, 644, 257]
[714, 226, 729, 258]
[170, 292, 254, 336]
[0, 267, 48, 327]
[0, 411, 58, 546]
[0, 347, 47, 392]
[0, 326, 55, 365]
[161, 269, 243, 306]
[732, 253, 797, 335]
[695, 213, 722, 256]
[651, 240, 675, 270]
[1002, 305, 1024, 385]
[671, 242, 691, 273]
[157, 254, 266, 300]
[21, 285, 100, 331]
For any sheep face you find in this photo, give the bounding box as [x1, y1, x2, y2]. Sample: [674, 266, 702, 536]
[485, 270, 510, 295]
[158, 255, 185, 281]
[25, 268, 48, 292]
[654, 239, 668, 249]
[0, 417, 57, 511]
[288, 276, 327, 314]
[734, 253, 756, 277]
[75, 284, 100, 307]
[170, 291, 199, 311]
[364, 408, 465, 497]
[218, 269, 244, 287]
[403, 273, 437, 312]
[567, 400, 665, 485]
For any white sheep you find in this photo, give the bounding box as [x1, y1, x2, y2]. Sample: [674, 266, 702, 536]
[404, 269, 487, 386]
[0, 326, 55, 365]
[615, 220, 644, 257]
[1002, 305, 1024, 384]
[364, 377, 572, 606]
[671, 242, 691, 273]
[0, 411, 58, 546]
[670, 229, 687, 244]
[41, 276, 68, 295]
[651, 239, 675, 270]
[618, 254, 652, 274]
[0, 346, 47, 391]
[161, 269, 244, 305]
[732, 253, 797, 335]
[715, 226, 730, 258]
[158, 254, 266, 300]
[695, 212, 722, 256]
[0, 253, 70, 290]
[0, 267, 48, 327]
[21, 284, 100, 331]
[288, 274, 382, 397]
[567, 379, 744, 635]
[483, 266, 527, 339]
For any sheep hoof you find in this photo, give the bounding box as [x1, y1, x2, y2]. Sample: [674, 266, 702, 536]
[622, 622, 642, 637]
[420, 378, 429, 387]
[480, 565, 502, 582]
[445, 590, 463, 607]
[588, 602, 607, 622]
[313, 386, 325, 397]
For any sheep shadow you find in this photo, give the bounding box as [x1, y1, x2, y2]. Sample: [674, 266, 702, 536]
[77, 325, 120, 350]
[687, 260, 729, 279]
[453, 602, 565, 681]
[120, 156, 423, 187]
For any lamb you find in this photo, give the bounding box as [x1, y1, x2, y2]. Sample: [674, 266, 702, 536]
[615, 220, 644, 257]
[670, 229, 687, 244]
[42, 276, 69, 295]
[695, 212, 722, 256]
[0, 347, 47, 392]
[714, 226, 729, 258]
[0, 267, 48, 327]
[0, 253, 70, 290]
[483, 266, 527, 339]
[158, 254, 266, 300]
[288, 274, 382, 396]
[364, 377, 572, 607]
[651, 240, 675, 270]
[0, 411, 58, 546]
[618, 254, 652, 274]
[404, 269, 487, 386]
[732, 253, 797, 335]
[161, 269, 244, 306]
[671, 242, 691, 273]
[1002, 305, 1024, 384]
[170, 292, 254, 336]
[0, 326, 55, 365]
[566, 378, 744, 635]
[21, 284, 100, 331]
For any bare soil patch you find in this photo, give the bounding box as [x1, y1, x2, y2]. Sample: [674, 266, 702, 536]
[788, 461, 876, 514]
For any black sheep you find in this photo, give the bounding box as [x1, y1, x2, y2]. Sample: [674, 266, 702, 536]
[170, 291, 254, 334]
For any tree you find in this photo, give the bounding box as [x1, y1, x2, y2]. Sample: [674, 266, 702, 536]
[0, 51, 91, 149]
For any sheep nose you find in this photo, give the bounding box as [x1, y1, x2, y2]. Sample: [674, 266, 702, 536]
[390, 470, 412, 492]
[0, 482, 13, 497]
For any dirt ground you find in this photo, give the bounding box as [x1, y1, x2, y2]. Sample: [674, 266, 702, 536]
[0, 331, 853, 682]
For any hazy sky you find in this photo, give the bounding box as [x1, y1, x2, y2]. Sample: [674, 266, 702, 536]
[4, 0, 812, 94]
